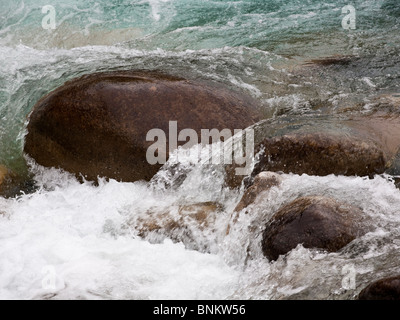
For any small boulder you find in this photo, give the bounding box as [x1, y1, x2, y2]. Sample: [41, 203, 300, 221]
[358, 276, 400, 300]
[261, 196, 366, 261]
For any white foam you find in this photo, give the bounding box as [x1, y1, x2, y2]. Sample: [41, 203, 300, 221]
[2, 154, 400, 300]
[0, 167, 238, 300]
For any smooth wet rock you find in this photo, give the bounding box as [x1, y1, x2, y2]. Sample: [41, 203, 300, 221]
[234, 171, 282, 213]
[261, 196, 366, 261]
[358, 276, 400, 300]
[252, 132, 386, 179]
[24, 71, 260, 183]
[226, 113, 400, 188]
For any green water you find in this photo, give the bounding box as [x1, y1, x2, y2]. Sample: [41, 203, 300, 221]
[0, 0, 399, 171]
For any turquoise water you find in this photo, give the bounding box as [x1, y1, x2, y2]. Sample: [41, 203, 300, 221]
[1, 0, 400, 300]
[1, 0, 400, 169]
[1, 0, 400, 170]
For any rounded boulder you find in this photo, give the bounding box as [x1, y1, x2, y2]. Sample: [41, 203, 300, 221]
[261, 196, 367, 261]
[24, 71, 260, 182]
[358, 276, 400, 300]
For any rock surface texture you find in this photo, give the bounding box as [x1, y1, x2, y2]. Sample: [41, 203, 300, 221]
[24, 71, 260, 182]
[358, 276, 400, 300]
[261, 196, 367, 261]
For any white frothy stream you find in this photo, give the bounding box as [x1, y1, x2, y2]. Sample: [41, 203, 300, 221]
[1, 158, 400, 299]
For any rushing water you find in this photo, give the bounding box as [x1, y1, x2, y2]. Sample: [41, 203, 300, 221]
[1, 0, 400, 300]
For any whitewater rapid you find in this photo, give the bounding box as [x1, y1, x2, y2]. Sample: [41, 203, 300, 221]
[1, 157, 400, 299]
[1, 0, 400, 300]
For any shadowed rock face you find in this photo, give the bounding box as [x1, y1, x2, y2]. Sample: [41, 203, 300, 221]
[24, 70, 260, 182]
[261, 196, 367, 261]
[358, 276, 400, 300]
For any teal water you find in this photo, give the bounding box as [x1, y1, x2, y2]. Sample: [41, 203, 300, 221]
[1, 0, 400, 300]
[1, 0, 400, 170]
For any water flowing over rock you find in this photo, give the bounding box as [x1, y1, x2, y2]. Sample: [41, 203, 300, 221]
[261, 196, 367, 261]
[226, 113, 400, 188]
[131, 202, 224, 252]
[24, 70, 260, 183]
[358, 275, 400, 300]
[0, 165, 10, 194]
[252, 132, 386, 179]
[234, 171, 282, 213]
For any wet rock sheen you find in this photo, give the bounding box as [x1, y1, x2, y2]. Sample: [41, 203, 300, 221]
[261, 196, 366, 261]
[358, 276, 400, 300]
[24, 71, 260, 182]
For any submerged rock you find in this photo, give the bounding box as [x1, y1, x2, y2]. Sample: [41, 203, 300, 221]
[303, 55, 354, 67]
[234, 171, 282, 213]
[132, 202, 223, 252]
[0, 165, 35, 198]
[24, 70, 260, 183]
[137, 202, 222, 234]
[0, 165, 8, 181]
[261, 196, 367, 261]
[0, 165, 19, 198]
[358, 276, 400, 300]
[0, 165, 10, 191]
[225, 171, 282, 236]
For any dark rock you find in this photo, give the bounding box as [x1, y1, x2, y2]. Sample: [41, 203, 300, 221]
[24, 70, 260, 183]
[261, 196, 367, 261]
[252, 132, 386, 179]
[136, 202, 223, 236]
[303, 55, 354, 67]
[358, 276, 400, 300]
[226, 113, 400, 188]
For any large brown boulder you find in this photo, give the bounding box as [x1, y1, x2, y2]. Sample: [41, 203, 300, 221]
[358, 276, 400, 300]
[24, 71, 260, 182]
[261, 196, 367, 261]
